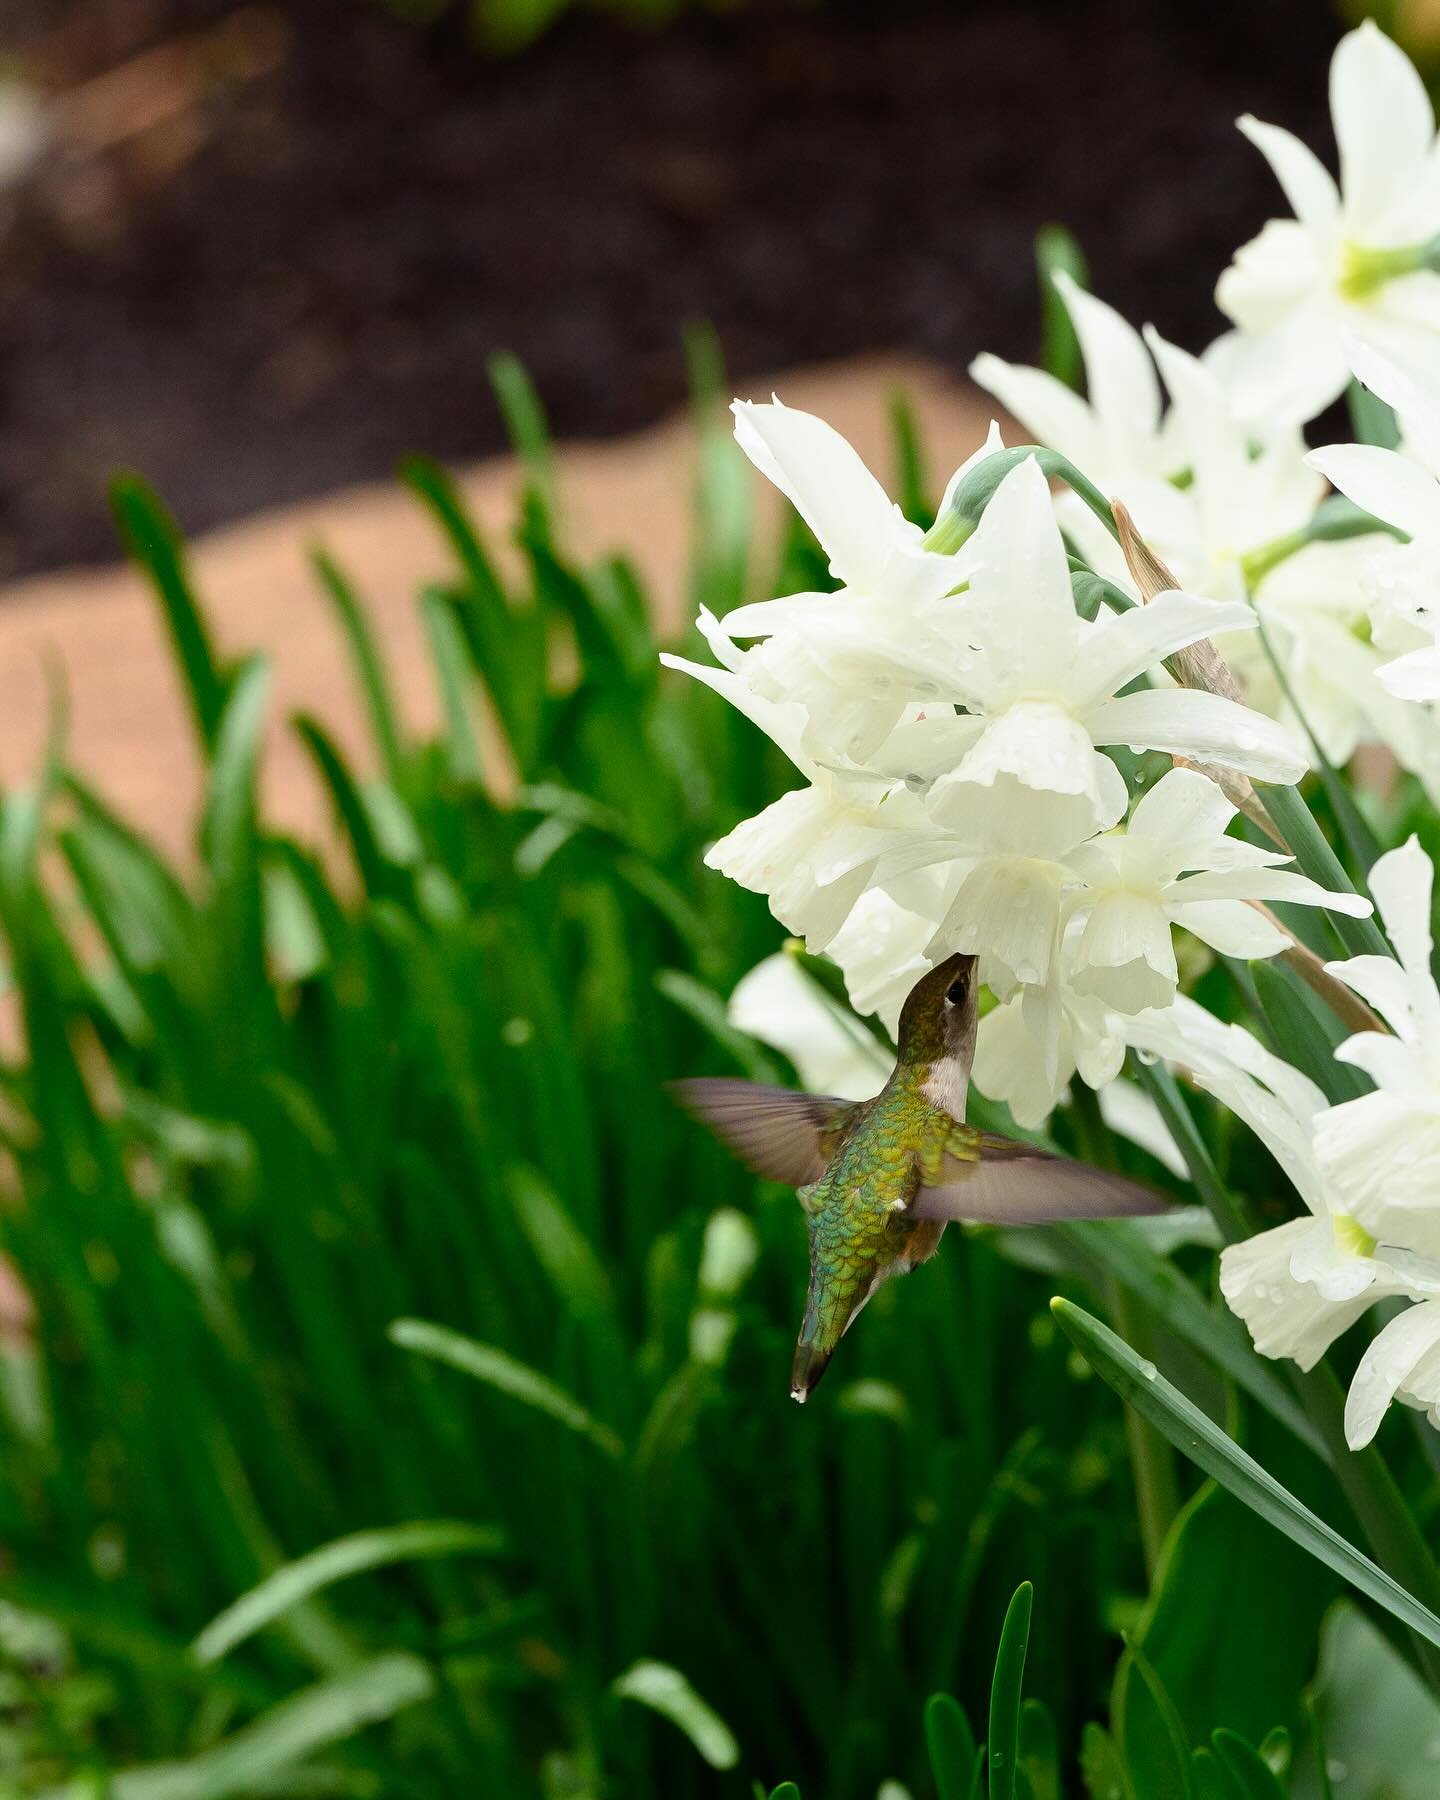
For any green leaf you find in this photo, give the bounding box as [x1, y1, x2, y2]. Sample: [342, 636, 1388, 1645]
[611, 1659, 739, 1770]
[1347, 376, 1400, 449]
[989, 1581, 1033, 1800]
[110, 474, 227, 754]
[1079, 1722, 1129, 1800]
[1249, 959, 1370, 1106]
[292, 714, 391, 896]
[310, 547, 406, 785]
[1051, 1299, 1440, 1651]
[202, 658, 271, 887]
[52, 1654, 435, 1800]
[507, 1164, 616, 1320]
[924, 1693, 977, 1800]
[1257, 785, 1389, 960]
[1189, 1749, 1232, 1800]
[1131, 1484, 1333, 1754]
[421, 588, 487, 787]
[1114, 1640, 1194, 1800]
[489, 350, 555, 503]
[768, 1786, 801, 1800]
[1035, 224, 1089, 389]
[1210, 1730, 1287, 1798]
[193, 1521, 506, 1665]
[889, 391, 933, 528]
[388, 1318, 623, 1458]
[1058, 1218, 1325, 1457]
[1019, 1697, 1060, 1800]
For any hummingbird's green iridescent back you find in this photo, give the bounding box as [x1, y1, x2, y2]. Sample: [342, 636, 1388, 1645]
[672, 948, 1167, 1402]
[790, 1001, 964, 1399]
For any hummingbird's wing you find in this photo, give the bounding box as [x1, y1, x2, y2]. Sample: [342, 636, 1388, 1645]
[910, 1129, 1169, 1225]
[669, 1078, 856, 1187]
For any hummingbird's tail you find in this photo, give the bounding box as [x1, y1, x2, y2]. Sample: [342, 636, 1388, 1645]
[789, 1337, 835, 1405]
[790, 1250, 880, 1403]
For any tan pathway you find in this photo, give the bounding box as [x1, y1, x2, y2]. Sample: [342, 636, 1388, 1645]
[0, 357, 995, 858]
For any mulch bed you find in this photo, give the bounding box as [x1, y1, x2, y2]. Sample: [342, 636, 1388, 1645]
[1, 0, 1337, 581]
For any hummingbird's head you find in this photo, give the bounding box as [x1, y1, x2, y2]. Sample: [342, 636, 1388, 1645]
[896, 951, 979, 1070]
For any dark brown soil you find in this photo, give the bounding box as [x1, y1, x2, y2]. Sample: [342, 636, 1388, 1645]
[2, 0, 1338, 582]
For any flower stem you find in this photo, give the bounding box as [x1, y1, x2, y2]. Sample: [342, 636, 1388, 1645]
[929, 445, 1118, 548]
[1071, 1081, 1179, 1573]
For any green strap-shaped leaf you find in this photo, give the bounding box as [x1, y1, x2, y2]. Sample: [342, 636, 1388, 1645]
[1060, 1218, 1325, 1459]
[611, 1659, 739, 1770]
[1019, 1697, 1061, 1800]
[1116, 1642, 1194, 1800]
[1258, 784, 1389, 960]
[193, 1521, 506, 1665]
[989, 1581, 1033, 1800]
[389, 1318, 623, 1458]
[924, 1693, 977, 1800]
[1189, 1748, 1232, 1800]
[1035, 224, 1089, 390]
[53, 1653, 435, 1800]
[110, 474, 227, 755]
[310, 547, 406, 786]
[1210, 1729, 1288, 1798]
[1051, 1298, 1440, 1650]
[1078, 1722, 1129, 1800]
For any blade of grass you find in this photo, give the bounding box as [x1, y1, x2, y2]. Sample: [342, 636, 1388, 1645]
[388, 1318, 623, 1459]
[988, 1581, 1033, 1800]
[110, 475, 227, 755]
[193, 1522, 507, 1666]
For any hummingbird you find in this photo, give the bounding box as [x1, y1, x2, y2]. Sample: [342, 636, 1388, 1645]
[673, 952, 1168, 1402]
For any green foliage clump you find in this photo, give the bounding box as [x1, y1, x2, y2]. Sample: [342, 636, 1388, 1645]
[0, 361, 1429, 1796]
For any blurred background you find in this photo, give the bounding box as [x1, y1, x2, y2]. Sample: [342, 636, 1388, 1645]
[3, 3, 1440, 1798]
[0, 0, 1409, 582]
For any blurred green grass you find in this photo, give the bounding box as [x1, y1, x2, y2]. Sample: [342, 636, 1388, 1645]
[0, 360, 1390, 1797]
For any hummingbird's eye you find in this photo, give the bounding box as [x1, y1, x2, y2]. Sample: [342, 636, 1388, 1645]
[945, 975, 969, 1007]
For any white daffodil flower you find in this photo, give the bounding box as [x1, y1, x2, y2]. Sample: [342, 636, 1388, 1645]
[971, 273, 1185, 491]
[1309, 342, 1440, 706]
[1214, 21, 1440, 428]
[1064, 768, 1373, 1015]
[1124, 999, 1419, 1378]
[729, 953, 888, 1102]
[660, 619, 937, 952]
[902, 457, 1308, 858]
[1317, 837, 1440, 1261]
[1345, 1294, 1440, 1449]
[825, 886, 948, 1036]
[973, 296, 1400, 773]
[973, 281, 1323, 600]
[971, 928, 1126, 1128]
[665, 441, 1308, 976]
[708, 403, 992, 763]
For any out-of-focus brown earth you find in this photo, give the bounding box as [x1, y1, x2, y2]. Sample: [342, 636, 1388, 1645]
[0, 356, 994, 858]
[2, 0, 1341, 583]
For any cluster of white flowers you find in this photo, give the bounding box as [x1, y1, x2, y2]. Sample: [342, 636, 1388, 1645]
[664, 404, 1360, 1125]
[1130, 841, 1440, 1450]
[666, 20, 1440, 1448]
